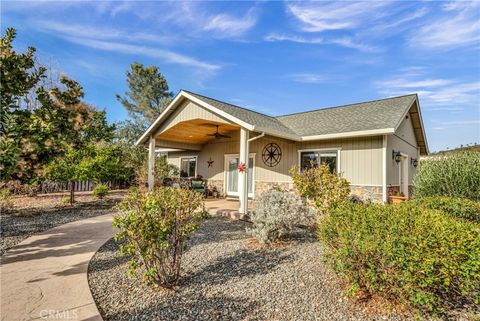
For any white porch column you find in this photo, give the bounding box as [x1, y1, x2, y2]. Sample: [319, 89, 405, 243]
[148, 135, 156, 191]
[238, 127, 249, 214]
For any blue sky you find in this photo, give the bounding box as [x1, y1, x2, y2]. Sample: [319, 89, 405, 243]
[2, 0, 479, 151]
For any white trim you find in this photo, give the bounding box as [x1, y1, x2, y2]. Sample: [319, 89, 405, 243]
[136, 92, 186, 146]
[223, 153, 256, 198]
[254, 126, 301, 141]
[399, 152, 409, 198]
[136, 90, 255, 146]
[301, 128, 395, 141]
[382, 135, 387, 203]
[297, 148, 341, 173]
[179, 155, 198, 178]
[182, 92, 255, 131]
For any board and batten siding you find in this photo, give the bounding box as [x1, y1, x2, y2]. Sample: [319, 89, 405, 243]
[154, 100, 233, 136]
[167, 132, 383, 187]
[386, 115, 419, 186]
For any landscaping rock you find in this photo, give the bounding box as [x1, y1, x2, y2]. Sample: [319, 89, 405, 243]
[88, 217, 421, 321]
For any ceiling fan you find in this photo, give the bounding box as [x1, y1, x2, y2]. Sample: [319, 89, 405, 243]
[207, 125, 231, 139]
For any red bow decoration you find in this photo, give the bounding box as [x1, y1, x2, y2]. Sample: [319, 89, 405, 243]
[237, 162, 247, 173]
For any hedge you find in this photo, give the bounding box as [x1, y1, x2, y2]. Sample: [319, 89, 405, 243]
[318, 202, 480, 314]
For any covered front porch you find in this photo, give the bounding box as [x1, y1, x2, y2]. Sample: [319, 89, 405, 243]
[204, 198, 252, 220]
[146, 115, 257, 215]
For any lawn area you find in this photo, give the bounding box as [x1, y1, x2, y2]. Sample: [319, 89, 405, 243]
[0, 190, 126, 255]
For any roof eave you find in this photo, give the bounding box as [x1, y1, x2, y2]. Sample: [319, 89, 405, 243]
[300, 128, 395, 141]
[135, 90, 255, 146]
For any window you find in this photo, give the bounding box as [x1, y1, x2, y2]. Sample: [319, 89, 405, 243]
[299, 150, 338, 173]
[180, 157, 197, 177]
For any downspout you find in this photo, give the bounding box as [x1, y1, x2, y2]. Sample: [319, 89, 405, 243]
[248, 132, 265, 143]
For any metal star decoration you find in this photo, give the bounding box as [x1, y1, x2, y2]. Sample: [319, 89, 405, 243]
[207, 158, 214, 168]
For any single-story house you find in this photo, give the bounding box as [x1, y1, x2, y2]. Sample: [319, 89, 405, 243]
[136, 90, 428, 213]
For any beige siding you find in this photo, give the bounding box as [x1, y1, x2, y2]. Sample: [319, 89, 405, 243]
[387, 115, 419, 186]
[155, 100, 232, 136]
[168, 132, 383, 188]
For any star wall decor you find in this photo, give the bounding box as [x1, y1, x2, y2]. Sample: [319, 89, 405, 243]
[207, 158, 214, 168]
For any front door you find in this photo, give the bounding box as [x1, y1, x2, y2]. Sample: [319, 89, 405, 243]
[225, 155, 254, 197]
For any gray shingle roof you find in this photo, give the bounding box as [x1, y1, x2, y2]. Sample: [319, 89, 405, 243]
[184, 91, 298, 137]
[186, 90, 417, 137]
[276, 94, 417, 136]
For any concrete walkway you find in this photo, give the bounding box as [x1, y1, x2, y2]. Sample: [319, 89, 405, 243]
[1, 214, 115, 321]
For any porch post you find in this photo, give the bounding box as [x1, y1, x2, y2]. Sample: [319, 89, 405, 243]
[238, 127, 249, 214]
[148, 135, 156, 191]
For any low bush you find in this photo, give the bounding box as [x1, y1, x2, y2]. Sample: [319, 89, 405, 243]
[248, 189, 315, 244]
[93, 184, 109, 199]
[413, 151, 480, 200]
[0, 188, 13, 212]
[411, 196, 480, 223]
[319, 202, 480, 314]
[290, 163, 350, 215]
[113, 187, 204, 288]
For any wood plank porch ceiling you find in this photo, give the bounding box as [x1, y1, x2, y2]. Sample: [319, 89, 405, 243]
[156, 119, 239, 144]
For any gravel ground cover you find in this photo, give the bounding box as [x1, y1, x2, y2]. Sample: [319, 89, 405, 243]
[0, 191, 125, 255]
[88, 217, 422, 321]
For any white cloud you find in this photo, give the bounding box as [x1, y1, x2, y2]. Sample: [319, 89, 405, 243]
[204, 9, 257, 38]
[66, 37, 220, 72]
[288, 73, 326, 84]
[286, 1, 392, 32]
[264, 33, 380, 52]
[374, 70, 480, 109]
[410, 1, 480, 49]
[34, 20, 173, 44]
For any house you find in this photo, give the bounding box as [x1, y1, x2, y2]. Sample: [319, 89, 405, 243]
[136, 90, 429, 213]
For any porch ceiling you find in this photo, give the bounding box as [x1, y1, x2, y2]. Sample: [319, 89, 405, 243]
[156, 119, 239, 145]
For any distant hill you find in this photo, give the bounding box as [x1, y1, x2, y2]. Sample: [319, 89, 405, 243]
[430, 144, 480, 155]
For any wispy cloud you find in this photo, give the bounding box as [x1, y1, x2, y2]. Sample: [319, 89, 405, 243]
[286, 1, 392, 32]
[67, 37, 220, 72]
[34, 20, 173, 44]
[264, 33, 380, 52]
[410, 1, 480, 49]
[203, 9, 257, 38]
[288, 73, 325, 84]
[374, 70, 480, 109]
[431, 120, 480, 131]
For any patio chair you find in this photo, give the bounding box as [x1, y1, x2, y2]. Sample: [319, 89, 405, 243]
[190, 178, 207, 197]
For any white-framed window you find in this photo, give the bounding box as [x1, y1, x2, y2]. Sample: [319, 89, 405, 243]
[298, 149, 340, 173]
[180, 156, 197, 178]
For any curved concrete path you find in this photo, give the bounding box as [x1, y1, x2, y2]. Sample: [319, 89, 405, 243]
[1, 214, 115, 321]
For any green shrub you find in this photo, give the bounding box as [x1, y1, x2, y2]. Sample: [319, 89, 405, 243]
[92, 184, 109, 199]
[0, 188, 13, 212]
[413, 151, 480, 200]
[113, 187, 204, 288]
[247, 189, 315, 244]
[411, 196, 480, 223]
[319, 202, 480, 314]
[290, 163, 350, 215]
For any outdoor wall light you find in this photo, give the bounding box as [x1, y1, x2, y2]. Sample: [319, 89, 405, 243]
[392, 150, 401, 164]
[411, 158, 418, 168]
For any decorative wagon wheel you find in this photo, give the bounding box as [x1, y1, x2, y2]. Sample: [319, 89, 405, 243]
[262, 143, 282, 167]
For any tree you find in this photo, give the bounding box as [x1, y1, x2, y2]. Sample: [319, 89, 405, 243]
[44, 143, 131, 205]
[0, 28, 115, 183]
[116, 63, 173, 130]
[1, 28, 46, 180]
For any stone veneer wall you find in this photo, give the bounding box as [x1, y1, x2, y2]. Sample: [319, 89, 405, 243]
[255, 181, 295, 196]
[350, 185, 383, 203]
[212, 179, 385, 204]
[207, 179, 225, 197]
